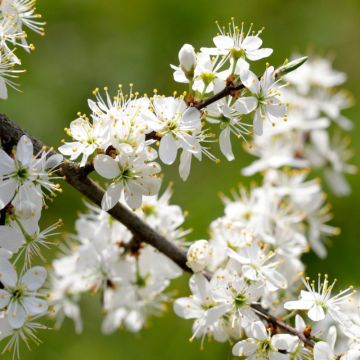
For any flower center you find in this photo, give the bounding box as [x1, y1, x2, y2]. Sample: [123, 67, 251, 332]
[12, 287, 24, 300]
[234, 293, 247, 308]
[16, 166, 28, 181]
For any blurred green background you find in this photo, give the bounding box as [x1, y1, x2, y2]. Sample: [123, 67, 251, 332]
[1, 0, 360, 358]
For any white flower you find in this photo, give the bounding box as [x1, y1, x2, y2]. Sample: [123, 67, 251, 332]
[192, 53, 225, 94]
[0, 50, 24, 99]
[206, 97, 253, 160]
[284, 276, 354, 325]
[211, 269, 262, 327]
[232, 321, 298, 359]
[59, 116, 109, 166]
[145, 96, 207, 180]
[227, 241, 287, 291]
[1, 0, 46, 36]
[0, 259, 48, 329]
[240, 66, 287, 135]
[0, 135, 62, 210]
[94, 149, 161, 210]
[186, 240, 213, 272]
[174, 273, 229, 342]
[201, 21, 273, 64]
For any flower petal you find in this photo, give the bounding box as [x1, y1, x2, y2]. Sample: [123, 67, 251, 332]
[247, 48, 273, 61]
[22, 297, 48, 315]
[219, 127, 234, 161]
[0, 289, 11, 308]
[242, 36, 262, 51]
[101, 183, 123, 211]
[16, 135, 33, 166]
[308, 304, 326, 321]
[159, 133, 178, 165]
[94, 155, 120, 179]
[0, 225, 24, 253]
[0, 259, 17, 288]
[234, 96, 257, 114]
[0, 149, 14, 176]
[232, 339, 257, 356]
[21, 266, 47, 291]
[0, 179, 17, 209]
[7, 301, 26, 329]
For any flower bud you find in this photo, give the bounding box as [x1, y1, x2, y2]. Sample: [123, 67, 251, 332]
[186, 240, 213, 272]
[178, 44, 196, 75]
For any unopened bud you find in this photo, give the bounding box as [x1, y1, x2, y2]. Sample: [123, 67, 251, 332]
[179, 44, 196, 76]
[186, 240, 213, 272]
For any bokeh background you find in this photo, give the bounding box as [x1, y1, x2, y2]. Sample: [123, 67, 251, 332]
[2, 0, 360, 358]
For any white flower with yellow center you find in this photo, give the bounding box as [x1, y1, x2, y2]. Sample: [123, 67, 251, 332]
[0, 259, 48, 329]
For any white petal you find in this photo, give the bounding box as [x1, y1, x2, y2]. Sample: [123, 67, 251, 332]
[253, 109, 263, 136]
[213, 35, 234, 50]
[179, 150, 192, 181]
[234, 96, 257, 114]
[21, 266, 47, 291]
[0, 259, 17, 288]
[247, 48, 273, 61]
[206, 304, 229, 325]
[240, 69, 260, 94]
[22, 296, 48, 315]
[124, 186, 142, 209]
[271, 334, 298, 352]
[251, 321, 268, 340]
[264, 268, 287, 289]
[295, 314, 306, 332]
[242, 36, 262, 51]
[308, 304, 326, 321]
[101, 183, 123, 211]
[7, 301, 26, 329]
[0, 179, 17, 209]
[0, 289, 11, 308]
[182, 108, 201, 130]
[232, 339, 257, 356]
[173, 298, 202, 319]
[0, 226, 24, 253]
[284, 300, 313, 311]
[16, 135, 33, 166]
[0, 149, 14, 176]
[0, 77, 8, 99]
[94, 155, 120, 179]
[219, 127, 234, 161]
[314, 342, 333, 360]
[159, 133, 178, 165]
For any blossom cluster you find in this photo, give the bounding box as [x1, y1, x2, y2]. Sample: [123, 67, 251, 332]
[49, 186, 189, 334]
[59, 20, 289, 212]
[0, 0, 45, 99]
[0, 135, 62, 356]
[175, 57, 358, 358]
[0, 16, 357, 360]
[243, 55, 356, 196]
